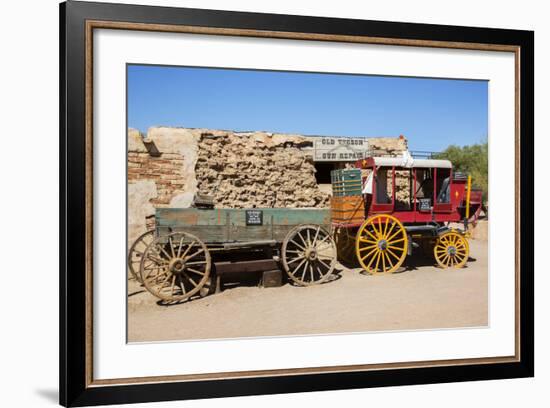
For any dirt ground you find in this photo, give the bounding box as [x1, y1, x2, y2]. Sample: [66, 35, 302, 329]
[127, 239, 488, 342]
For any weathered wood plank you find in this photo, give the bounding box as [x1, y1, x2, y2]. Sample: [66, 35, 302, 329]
[155, 208, 331, 244]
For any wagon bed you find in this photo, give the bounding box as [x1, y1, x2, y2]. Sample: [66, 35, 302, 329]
[155, 207, 331, 246]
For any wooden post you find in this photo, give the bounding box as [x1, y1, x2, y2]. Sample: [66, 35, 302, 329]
[466, 175, 472, 220]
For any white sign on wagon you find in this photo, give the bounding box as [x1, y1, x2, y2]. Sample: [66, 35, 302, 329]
[313, 136, 370, 162]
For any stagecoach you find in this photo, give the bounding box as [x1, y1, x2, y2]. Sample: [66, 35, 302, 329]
[331, 153, 483, 273]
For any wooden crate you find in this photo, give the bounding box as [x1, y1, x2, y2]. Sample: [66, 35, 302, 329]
[331, 168, 362, 197]
[331, 196, 365, 225]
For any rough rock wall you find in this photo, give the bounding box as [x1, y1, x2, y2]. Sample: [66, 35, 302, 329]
[369, 137, 408, 155]
[196, 132, 330, 208]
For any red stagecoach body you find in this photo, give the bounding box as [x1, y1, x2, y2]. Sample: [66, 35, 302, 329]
[352, 156, 481, 225]
[330, 154, 484, 272]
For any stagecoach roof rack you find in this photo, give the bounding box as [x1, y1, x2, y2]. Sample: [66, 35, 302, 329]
[363, 149, 441, 159]
[363, 150, 452, 169]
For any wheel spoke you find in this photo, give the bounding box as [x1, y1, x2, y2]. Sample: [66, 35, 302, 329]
[182, 272, 198, 287]
[169, 236, 176, 257]
[358, 237, 378, 244]
[178, 276, 186, 294]
[360, 246, 379, 261]
[317, 257, 331, 271]
[176, 236, 185, 257]
[311, 226, 321, 247]
[373, 220, 383, 237]
[384, 252, 394, 269]
[358, 243, 378, 251]
[309, 263, 314, 282]
[315, 263, 325, 278]
[185, 248, 205, 261]
[315, 234, 331, 247]
[158, 245, 173, 260]
[388, 237, 406, 245]
[365, 249, 379, 270]
[180, 241, 196, 259]
[363, 228, 379, 242]
[306, 229, 311, 246]
[384, 222, 396, 239]
[300, 261, 308, 281]
[287, 255, 305, 265]
[383, 217, 390, 238]
[374, 251, 382, 272]
[381, 251, 386, 272]
[185, 260, 207, 265]
[291, 258, 307, 276]
[147, 253, 168, 265]
[297, 231, 308, 248]
[289, 239, 307, 251]
[386, 247, 401, 261]
[169, 275, 176, 295]
[386, 227, 403, 242]
[186, 267, 205, 276]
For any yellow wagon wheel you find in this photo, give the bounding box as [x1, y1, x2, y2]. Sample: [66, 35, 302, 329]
[433, 231, 469, 268]
[355, 215, 408, 274]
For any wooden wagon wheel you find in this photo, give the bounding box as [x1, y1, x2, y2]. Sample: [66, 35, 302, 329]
[127, 230, 155, 283]
[433, 231, 469, 268]
[334, 226, 357, 264]
[355, 214, 408, 274]
[282, 225, 337, 286]
[139, 231, 211, 302]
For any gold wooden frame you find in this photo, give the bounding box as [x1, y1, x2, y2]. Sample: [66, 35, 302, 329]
[84, 20, 521, 388]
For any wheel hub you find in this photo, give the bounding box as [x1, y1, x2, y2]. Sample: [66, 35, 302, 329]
[447, 246, 457, 256]
[305, 248, 317, 261]
[377, 239, 388, 251]
[169, 258, 186, 274]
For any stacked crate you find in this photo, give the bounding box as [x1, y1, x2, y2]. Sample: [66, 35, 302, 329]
[330, 169, 365, 225]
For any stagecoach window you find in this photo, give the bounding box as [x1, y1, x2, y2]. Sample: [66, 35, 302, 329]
[415, 169, 433, 200]
[436, 168, 451, 204]
[375, 167, 393, 204]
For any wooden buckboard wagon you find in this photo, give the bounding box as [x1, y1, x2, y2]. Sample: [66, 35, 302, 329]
[128, 207, 337, 302]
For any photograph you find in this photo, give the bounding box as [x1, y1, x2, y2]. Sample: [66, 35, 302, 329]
[126, 65, 489, 343]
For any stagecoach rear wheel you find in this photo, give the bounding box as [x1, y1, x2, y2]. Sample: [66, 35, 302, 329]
[139, 231, 211, 303]
[127, 230, 155, 283]
[355, 214, 408, 274]
[282, 225, 337, 286]
[433, 231, 469, 269]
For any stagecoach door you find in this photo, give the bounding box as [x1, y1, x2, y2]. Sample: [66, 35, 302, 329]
[371, 166, 394, 213]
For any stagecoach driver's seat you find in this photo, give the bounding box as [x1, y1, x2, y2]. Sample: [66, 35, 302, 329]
[437, 176, 451, 203]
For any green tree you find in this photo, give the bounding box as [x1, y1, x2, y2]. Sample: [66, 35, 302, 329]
[433, 142, 488, 204]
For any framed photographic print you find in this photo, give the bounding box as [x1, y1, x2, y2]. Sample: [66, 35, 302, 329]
[60, 0, 534, 406]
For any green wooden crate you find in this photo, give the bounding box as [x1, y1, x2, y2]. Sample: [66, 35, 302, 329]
[331, 169, 362, 197]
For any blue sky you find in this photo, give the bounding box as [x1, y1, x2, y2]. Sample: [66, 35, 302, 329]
[127, 65, 488, 152]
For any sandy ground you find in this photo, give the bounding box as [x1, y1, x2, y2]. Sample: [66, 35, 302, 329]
[128, 239, 488, 342]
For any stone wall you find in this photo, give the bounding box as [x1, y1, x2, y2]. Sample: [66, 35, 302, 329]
[196, 132, 329, 209]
